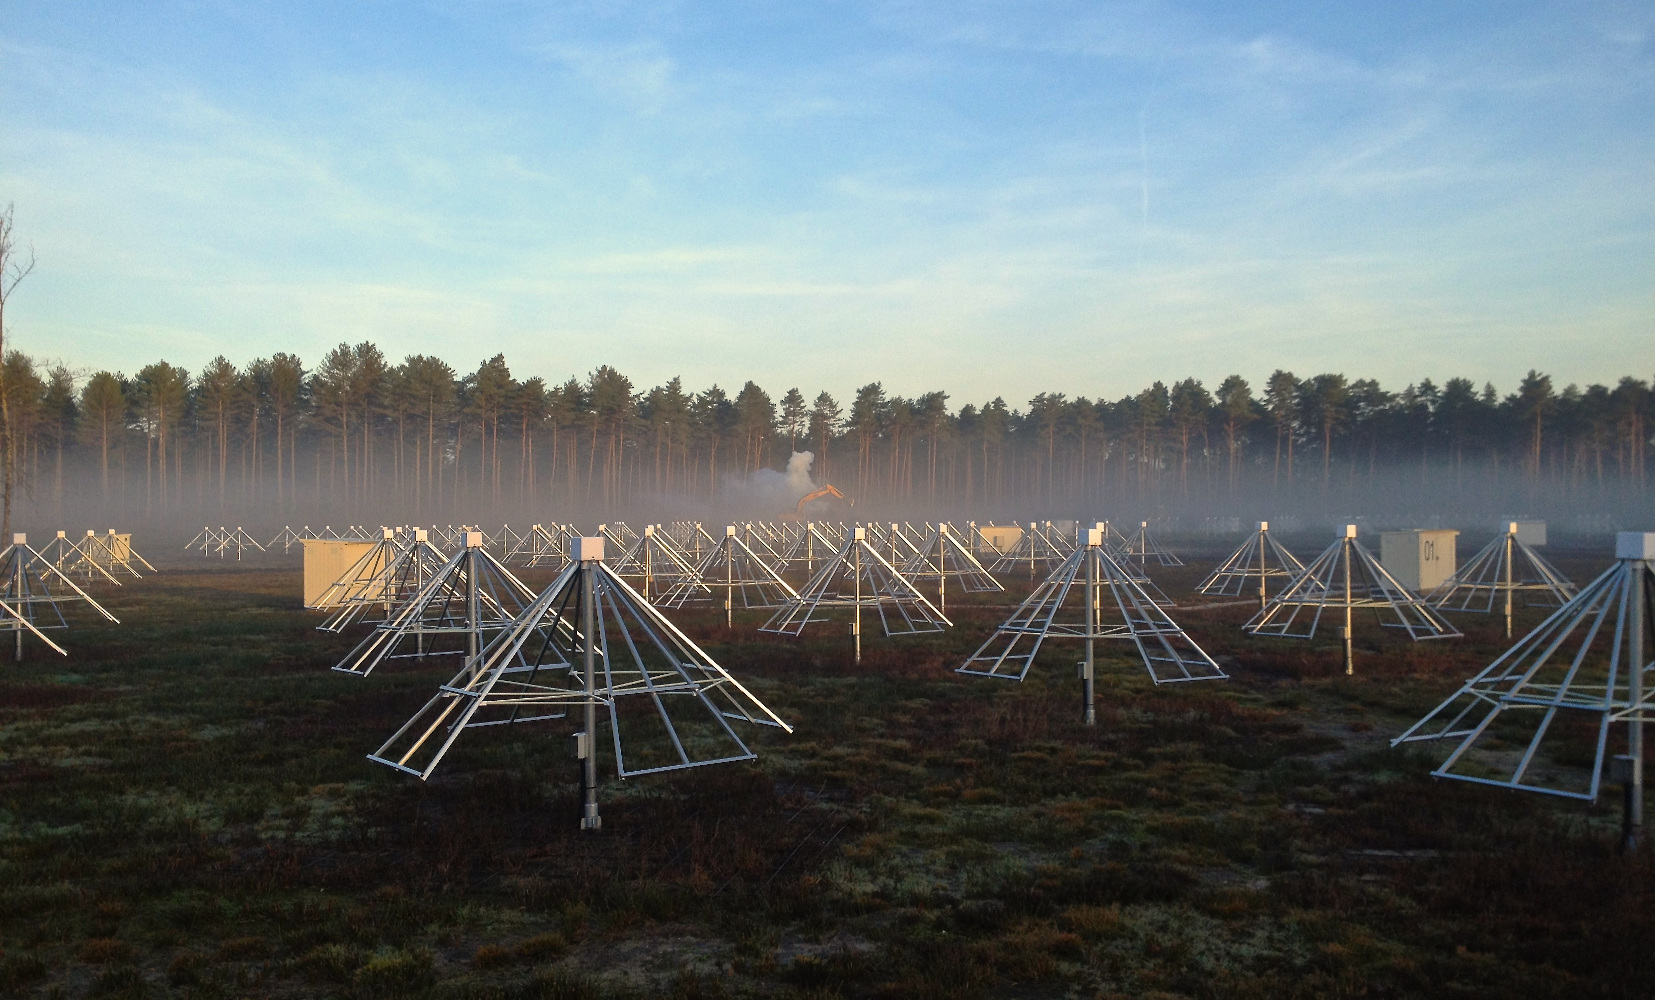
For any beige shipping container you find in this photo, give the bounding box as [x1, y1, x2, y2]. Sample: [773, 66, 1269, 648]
[976, 525, 1023, 555]
[1379, 529, 1460, 593]
[302, 539, 377, 607]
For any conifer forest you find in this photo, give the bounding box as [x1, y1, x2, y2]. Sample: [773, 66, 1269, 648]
[4, 343, 1649, 529]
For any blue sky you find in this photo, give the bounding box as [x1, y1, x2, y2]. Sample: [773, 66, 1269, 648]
[2, 1, 1650, 406]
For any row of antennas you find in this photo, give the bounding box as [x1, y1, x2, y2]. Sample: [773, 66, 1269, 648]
[1195, 520, 1578, 673]
[310, 520, 1221, 831]
[0, 532, 126, 660]
[299, 514, 1651, 846]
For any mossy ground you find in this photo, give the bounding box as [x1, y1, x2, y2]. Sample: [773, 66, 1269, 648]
[1, 552, 1649, 998]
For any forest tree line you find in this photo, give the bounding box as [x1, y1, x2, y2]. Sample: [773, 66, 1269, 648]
[0, 342, 1649, 525]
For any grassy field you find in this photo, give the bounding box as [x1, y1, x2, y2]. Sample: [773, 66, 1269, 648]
[1, 550, 1651, 999]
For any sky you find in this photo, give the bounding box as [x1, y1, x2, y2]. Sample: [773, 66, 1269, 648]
[1, 1, 1650, 408]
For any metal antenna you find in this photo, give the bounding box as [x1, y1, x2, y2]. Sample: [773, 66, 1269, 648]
[960, 528, 1225, 722]
[1394, 532, 1653, 851]
[776, 521, 837, 578]
[367, 535, 792, 831]
[267, 526, 308, 552]
[1088, 522, 1177, 607]
[1245, 524, 1461, 674]
[333, 530, 543, 676]
[212, 527, 266, 561]
[0, 533, 120, 660]
[760, 526, 950, 664]
[313, 528, 449, 631]
[901, 523, 1003, 612]
[989, 521, 1068, 580]
[45, 531, 122, 588]
[1124, 520, 1184, 568]
[98, 529, 156, 577]
[600, 522, 640, 551]
[505, 523, 560, 567]
[184, 526, 220, 555]
[1428, 521, 1577, 638]
[1197, 521, 1306, 609]
[610, 524, 700, 602]
[523, 523, 579, 568]
[661, 525, 797, 627]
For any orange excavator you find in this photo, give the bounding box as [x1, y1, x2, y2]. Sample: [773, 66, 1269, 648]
[792, 484, 853, 519]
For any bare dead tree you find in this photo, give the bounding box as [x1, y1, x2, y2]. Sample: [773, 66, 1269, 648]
[0, 204, 37, 541]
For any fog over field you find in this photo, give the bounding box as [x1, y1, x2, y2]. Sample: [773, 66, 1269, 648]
[0, 345, 1646, 547]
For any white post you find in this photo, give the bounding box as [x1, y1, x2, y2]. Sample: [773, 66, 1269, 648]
[573, 536, 604, 832]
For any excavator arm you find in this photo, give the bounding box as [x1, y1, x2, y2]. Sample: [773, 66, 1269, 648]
[796, 484, 853, 515]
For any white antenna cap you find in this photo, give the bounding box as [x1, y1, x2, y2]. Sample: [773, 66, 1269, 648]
[1509, 522, 1519, 534]
[86, 530, 95, 536]
[12, 533, 23, 545]
[415, 528, 427, 541]
[1345, 524, 1358, 538]
[465, 531, 483, 548]
[1615, 532, 1655, 560]
[854, 527, 867, 541]
[644, 525, 654, 537]
[57, 530, 66, 538]
[382, 527, 394, 539]
[1141, 521, 1148, 528]
[573, 536, 605, 562]
[1086, 528, 1103, 547]
[726, 525, 737, 536]
[1258, 521, 1269, 531]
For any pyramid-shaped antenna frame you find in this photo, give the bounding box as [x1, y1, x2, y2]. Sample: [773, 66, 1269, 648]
[600, 522, 640, 551]
[1047, 520, 1080, 557]
[1091, 520, 1131, 549]
[39, 530, 79, 568]
[0, 533, 120, 660]
[267, 526, 308, 552]
[1428, 522, 1578, 638]
[313, 529, 449, 630]
[184, 526, 221, 554]
[1393, 532, 1653, 849]
[528, 524, 577, 568]
[989, 521, 1069, 579]
[760, 526, 950, 663]
[960, 528, 1225, 721]
[868, 522, 924, 569]
[92, 529, 155, 577]
[334, 530, 543, 676]
[1092, 523, 1176, 607]
[368, 535, 792, 831]
[1196, 521, 1306, 608]
[50, 531, 123, 587]
[902, 523, 1003, 611]
[212, 526, 266, 560]
[661, 525, 798, 625]
[1123, 520, 1183, 567]
[740, 523, 789, 574]
[611, 525, 701, 601]
[776, 521, 838, 578]
[1245, 524, 1461, 674]
[505, 523, 555, 565]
